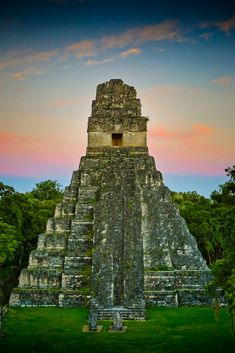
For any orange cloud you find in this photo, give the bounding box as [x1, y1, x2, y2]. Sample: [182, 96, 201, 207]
[216, 15, 235, 34]
[193, 124, 214, 135]
[212, 76, 232, 86]
[149, 124, 214, 139]
[0, 132, 33, 145]
[120, 48, 142, 58]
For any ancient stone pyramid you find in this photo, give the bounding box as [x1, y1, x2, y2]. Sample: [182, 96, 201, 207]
[10, 79, 211, 318]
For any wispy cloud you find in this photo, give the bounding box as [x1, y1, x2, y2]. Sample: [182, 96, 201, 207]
[102, 21, 182, 48]
[120, 48, 142, 58]
[66, 40, 96, 58]
[0, 49, 60, 70]
[0, 42, 96, 70]
[212, 76, 232, 86]
[216, 15, 235, 34]
[10, 67, 45, 80]
[86, 47, 142, 65]
[149, 124, 214, 139]
[0, 20, 182, 72]
[86, 57, 115, 65]
[199, 32, 213, 40]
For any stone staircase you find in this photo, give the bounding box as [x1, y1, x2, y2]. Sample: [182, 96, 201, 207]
[10, 172, 96, 307]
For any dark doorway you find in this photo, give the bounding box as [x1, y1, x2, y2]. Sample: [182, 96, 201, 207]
[112, 133, 123, 146]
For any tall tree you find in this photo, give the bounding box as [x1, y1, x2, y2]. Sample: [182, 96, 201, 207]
[30, 180, 63, 200]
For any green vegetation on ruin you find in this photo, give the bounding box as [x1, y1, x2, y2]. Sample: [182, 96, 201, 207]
[1, 307, 234, 353]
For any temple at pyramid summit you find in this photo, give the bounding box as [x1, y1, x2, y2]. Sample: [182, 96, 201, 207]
[10, 79, 212, 318]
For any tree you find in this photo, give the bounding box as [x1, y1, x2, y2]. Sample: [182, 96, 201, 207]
[209, 166, 235, 328]
[211, 165, 235, 205]
[0, 180, 63, 304]
[0, 221, 19, 265]
[0, 182, 15, 199]
[172, 191, 223, 264]
[30, 180, 63, 200]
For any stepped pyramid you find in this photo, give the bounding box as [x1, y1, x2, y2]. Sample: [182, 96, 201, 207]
[10, 79, 211, 318]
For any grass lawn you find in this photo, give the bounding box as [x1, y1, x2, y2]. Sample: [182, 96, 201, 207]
[1, 307, 234, 353]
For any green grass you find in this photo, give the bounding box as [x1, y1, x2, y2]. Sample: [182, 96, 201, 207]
[1, 307, 234, 353]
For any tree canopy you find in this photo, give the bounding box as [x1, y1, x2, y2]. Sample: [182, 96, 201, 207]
[30, 180, 63, 200]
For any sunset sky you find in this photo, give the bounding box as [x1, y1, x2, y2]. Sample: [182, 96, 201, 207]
[0, 0, 234, 197]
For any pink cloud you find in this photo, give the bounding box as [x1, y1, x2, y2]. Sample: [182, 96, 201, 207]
[0, 131, 84, 177]
[148, 124, 214, 139]
[146, 123, 233, 176]
[148, 137, 228, 175]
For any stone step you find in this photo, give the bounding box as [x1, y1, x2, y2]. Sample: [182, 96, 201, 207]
[70, 221, 93, 235]
[63, 256, 91, 269]
[18, 268, 62, 289]
[37, 233, 68, 251]
[59, 290, 90, 307]
[10, 288, 61, 307]
[45, 218, 71, 233]
[67, 238, 92, 254]
[61, 272, 91, 289]
[145, 288, 212, 306]
[28, 250, 65, 269]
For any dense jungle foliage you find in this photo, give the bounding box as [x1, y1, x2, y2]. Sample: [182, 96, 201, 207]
[0, 180, 63, 304]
